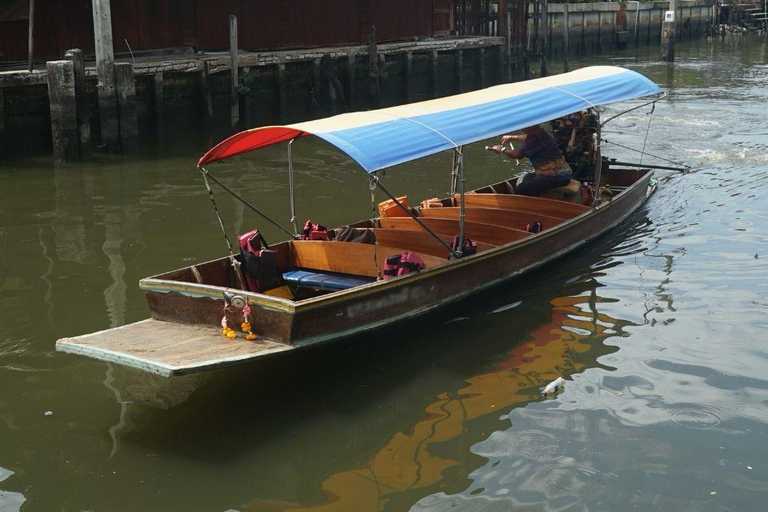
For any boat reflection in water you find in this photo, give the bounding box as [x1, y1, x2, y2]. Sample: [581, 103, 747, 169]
[243, 275, 636, 512]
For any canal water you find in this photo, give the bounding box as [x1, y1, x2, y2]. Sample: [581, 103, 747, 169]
[2, 35, 768, 511]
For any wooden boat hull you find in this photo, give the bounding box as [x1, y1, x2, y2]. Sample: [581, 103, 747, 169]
[57, 169, 655, 376]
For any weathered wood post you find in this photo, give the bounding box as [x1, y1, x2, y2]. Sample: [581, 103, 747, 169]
[479, 47, 487, 88]
[368, 26, 381, 107]
[229, 15, 240, 129]
[563, 1, 570, 72]
[27, 0, 35, 72]
[312, 58, 322, 115]
[505, 10, 512, 82]
[598, 11, 603, 52]
[277, 63, 288, 123]
[661, 0, 676, 62]
[430, 50, 438, 98]
[115, 62, 137, 151]
[456, 49, 464, 93]
[47, 60, 79, 162]
[64, 49, 91, 158]
[200, 60, 213, 127]
[91, 0, 120, 151]
[404, 52, 414, 102]
[346, 54, 356, 110]
[540, 0, 549, 76]
[0, 89, 6, 154]
[153, 72, 165, 134]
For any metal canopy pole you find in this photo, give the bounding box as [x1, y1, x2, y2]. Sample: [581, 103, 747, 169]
[456, 147, 466, 256]
[593, 113, 603, 205]
[287, 139, 299, 237]
[450, 150, 460, 196]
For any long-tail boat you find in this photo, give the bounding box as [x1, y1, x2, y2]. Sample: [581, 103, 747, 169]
[57, 66, 665, 377]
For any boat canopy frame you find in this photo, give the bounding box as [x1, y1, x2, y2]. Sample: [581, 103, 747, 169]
[197, 66, 663, 268]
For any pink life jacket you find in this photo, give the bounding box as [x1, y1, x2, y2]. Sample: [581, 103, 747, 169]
[525, 221, 543, 233]
[300, 220, 329, 240]
[382, 251, 426, 280]
[238, 229, 283, 292]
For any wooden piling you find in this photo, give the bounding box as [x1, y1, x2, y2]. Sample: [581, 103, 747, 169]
[46, 60, 79, 162]
[347, 54, 356, 110]
[541, 0, 549, 76]
[430, 50, 438, 98]
[91, 0, 119, 151]
[277, 63, 287, 123]
[581, 12, 586, 55]
[229, 15, 240, 129]
[456, 49, 464, 93]
[27, 0, 35, 72]
[154, 72, 165, 134]
[404, 52, 414, 102]
[200, 60, 213, 125]
[563, 2, 570, 71]
[312, 58, 322, 115]
[0, 89, 5, 154]
[598, 11, 603, 52]
[64, 49, 91, 158]
[661, 0, 676, 62]
[505, 11, 512, 82]
[115, 62, 138, 151]
[479, 47, 486, 88]
[368, 26, 380, 107]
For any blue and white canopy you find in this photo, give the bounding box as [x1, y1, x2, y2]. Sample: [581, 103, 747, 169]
[199, 66, 661, 173]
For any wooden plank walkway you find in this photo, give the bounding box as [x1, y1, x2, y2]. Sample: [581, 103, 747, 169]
[56, 319, 293, 377]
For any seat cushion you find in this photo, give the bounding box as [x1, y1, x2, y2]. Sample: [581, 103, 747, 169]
[282, 269, 375, 290]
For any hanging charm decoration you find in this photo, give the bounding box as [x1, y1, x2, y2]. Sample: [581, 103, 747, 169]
[241, 304, 257, 340]
[221, 298, 237, 339]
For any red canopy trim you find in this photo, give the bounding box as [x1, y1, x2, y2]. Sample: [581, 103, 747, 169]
[197, 126, 308, 167]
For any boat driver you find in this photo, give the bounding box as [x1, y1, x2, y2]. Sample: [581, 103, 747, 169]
[490, 124, 573, 196]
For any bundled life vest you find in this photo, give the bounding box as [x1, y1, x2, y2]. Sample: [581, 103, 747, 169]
[238, 229, 283, 292]
[300, 220, 329, 240]
[382, 251, 426, 280]
[334, 225, 376, 244]
[526, 221, 543, 233]
[451, 235, 477, 257]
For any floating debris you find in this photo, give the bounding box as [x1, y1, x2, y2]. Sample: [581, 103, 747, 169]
[44, 411, 53, 416]
[541, 377, 565, 398]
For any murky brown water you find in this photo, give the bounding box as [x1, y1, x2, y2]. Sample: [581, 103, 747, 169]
[2, 35, 768, 511]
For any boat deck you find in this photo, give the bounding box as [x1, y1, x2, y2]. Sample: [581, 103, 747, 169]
[56, 319, 293, 377]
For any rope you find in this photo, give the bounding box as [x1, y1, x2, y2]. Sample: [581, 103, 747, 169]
[288, 139, 299, 237]
[369, 176, 382, 280]
[199, 168, 247, 290]
[199, 167, 295, 238]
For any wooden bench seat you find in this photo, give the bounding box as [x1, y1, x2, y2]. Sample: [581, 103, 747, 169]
[290, 240, 447, 279]
[372, 228, 494, 258]
[454, 193, 589, 218]
[378, 217, 529, 246]
[417, 206, 566, 232]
